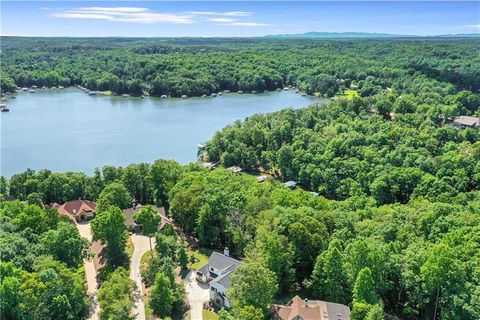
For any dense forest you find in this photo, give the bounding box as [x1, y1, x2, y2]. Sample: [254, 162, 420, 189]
[1, 37, 480, 320]
[1, 37, 479, 97]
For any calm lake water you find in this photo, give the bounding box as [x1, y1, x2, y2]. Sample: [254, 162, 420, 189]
[1, 88, 326, 177]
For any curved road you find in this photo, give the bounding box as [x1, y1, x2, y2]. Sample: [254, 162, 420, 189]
[76, 221, 100, 320]
[130, 234, 155, 320]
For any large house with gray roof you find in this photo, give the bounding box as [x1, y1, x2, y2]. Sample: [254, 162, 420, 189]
[196, 248, 242, 308]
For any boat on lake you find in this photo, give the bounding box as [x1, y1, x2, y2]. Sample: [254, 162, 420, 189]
[29, 89, 35, 93]
[0, 104, 10, 112]
[161, 95, 168, 99]
[59, 86, 64, 90]
[238, 90, 244, 94]
[181, 95, 188, 99]
[122, 94, 130, 98]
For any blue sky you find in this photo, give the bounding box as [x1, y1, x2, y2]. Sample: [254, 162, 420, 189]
[1, 1, 479, 37]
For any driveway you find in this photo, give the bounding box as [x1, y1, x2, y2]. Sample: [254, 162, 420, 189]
[76, 221, 99, 320]
[130, 233, 155, 320]
[185, 271, 210, 320]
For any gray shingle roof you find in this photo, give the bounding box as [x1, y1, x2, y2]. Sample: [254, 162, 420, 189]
[208, 251, 242, 270]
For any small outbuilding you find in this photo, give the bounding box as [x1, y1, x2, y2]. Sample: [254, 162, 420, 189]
[284, 181, 297, 189]
[256, 175, 268, 183]
[451, 116, 479, 129]
[227, 166, 242, 174]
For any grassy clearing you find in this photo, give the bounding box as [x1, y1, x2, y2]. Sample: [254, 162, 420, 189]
[202, 310, 219, 320]
[141, 249, 156, 264]
[187, 248, 212, 270]
[126, 237, 134, 258]
[341, 89, 359, 100]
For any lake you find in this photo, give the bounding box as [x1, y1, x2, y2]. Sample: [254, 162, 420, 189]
[1, 88, 327, 177]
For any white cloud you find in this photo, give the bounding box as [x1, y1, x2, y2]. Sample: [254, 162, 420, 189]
[186, 11, 251, 17]
[208, 18, 237, 23]
[229, 22, 270, 27]
[223, 12, 252, 17]
[465, 24, 480, 29]
[79, 7, 148, 13]
[52, 7, 194, 24]
[51, 7, 269, 27]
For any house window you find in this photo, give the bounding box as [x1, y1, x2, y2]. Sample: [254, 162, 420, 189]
[212, 287, 217, 293]
[210, 267, 214, 272]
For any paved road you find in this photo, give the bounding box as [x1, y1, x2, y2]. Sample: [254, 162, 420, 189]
[130, 234, 155, 320]
[76, 222, 100, 320]
[185, 271, 210, 320]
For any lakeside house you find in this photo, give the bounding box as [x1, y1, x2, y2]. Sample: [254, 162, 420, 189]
[451, 116, 479, 129]
[196, 248, 242, 308]
[256, 175, 268, 183]
[284, 181, 297, 189]
[271, 296, 351, 320]
[227, 166, 242, 174]
[122, 204, 171, 232]
[202, 162, 218, 170]
[54, 199, 96, 222]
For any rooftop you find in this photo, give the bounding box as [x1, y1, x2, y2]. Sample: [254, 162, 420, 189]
[122, 204, 170, 229]
[208, 251, 242, 271]
[452, 115, 479, 127]
[56, 199, 96, 217]
[272, 295, 351, 320]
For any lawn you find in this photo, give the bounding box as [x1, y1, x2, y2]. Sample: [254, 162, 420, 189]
[187, 248, 212, 270]
[141, 249, 155, 264]
[341, 89, 359, 99]
[126, 236, 134, 258]
[202, 310, 219, 320]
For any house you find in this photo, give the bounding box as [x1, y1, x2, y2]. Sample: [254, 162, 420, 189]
[55, 199, 96, 222]
[196, 248, 242, 308]
[451, 116, 479, 129]
[202, 162, 218, 170]
[271, 295, 351, 320]
[284, 181, 297, 189]
[256, 175, 268, 183]
[122, 204, 171, 232]
[227, 166, 242, 174]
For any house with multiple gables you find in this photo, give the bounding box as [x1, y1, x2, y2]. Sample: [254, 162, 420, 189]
[271, 295, 351, 320]
[53, 199, 96, 222]
[122, 203, 171, 232]
[196, 248, 242, 308]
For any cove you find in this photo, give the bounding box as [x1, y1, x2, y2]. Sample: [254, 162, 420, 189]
[1, 88, 327, 177]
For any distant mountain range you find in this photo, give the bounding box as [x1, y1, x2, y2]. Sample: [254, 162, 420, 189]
[264, 32, 480, 39]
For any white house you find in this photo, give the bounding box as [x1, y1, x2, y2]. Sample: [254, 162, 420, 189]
[196, 248, 242, 308]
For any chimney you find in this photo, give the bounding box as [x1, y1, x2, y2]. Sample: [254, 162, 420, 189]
[304, 299, 308, 307]
[224, 247, 230, 257]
